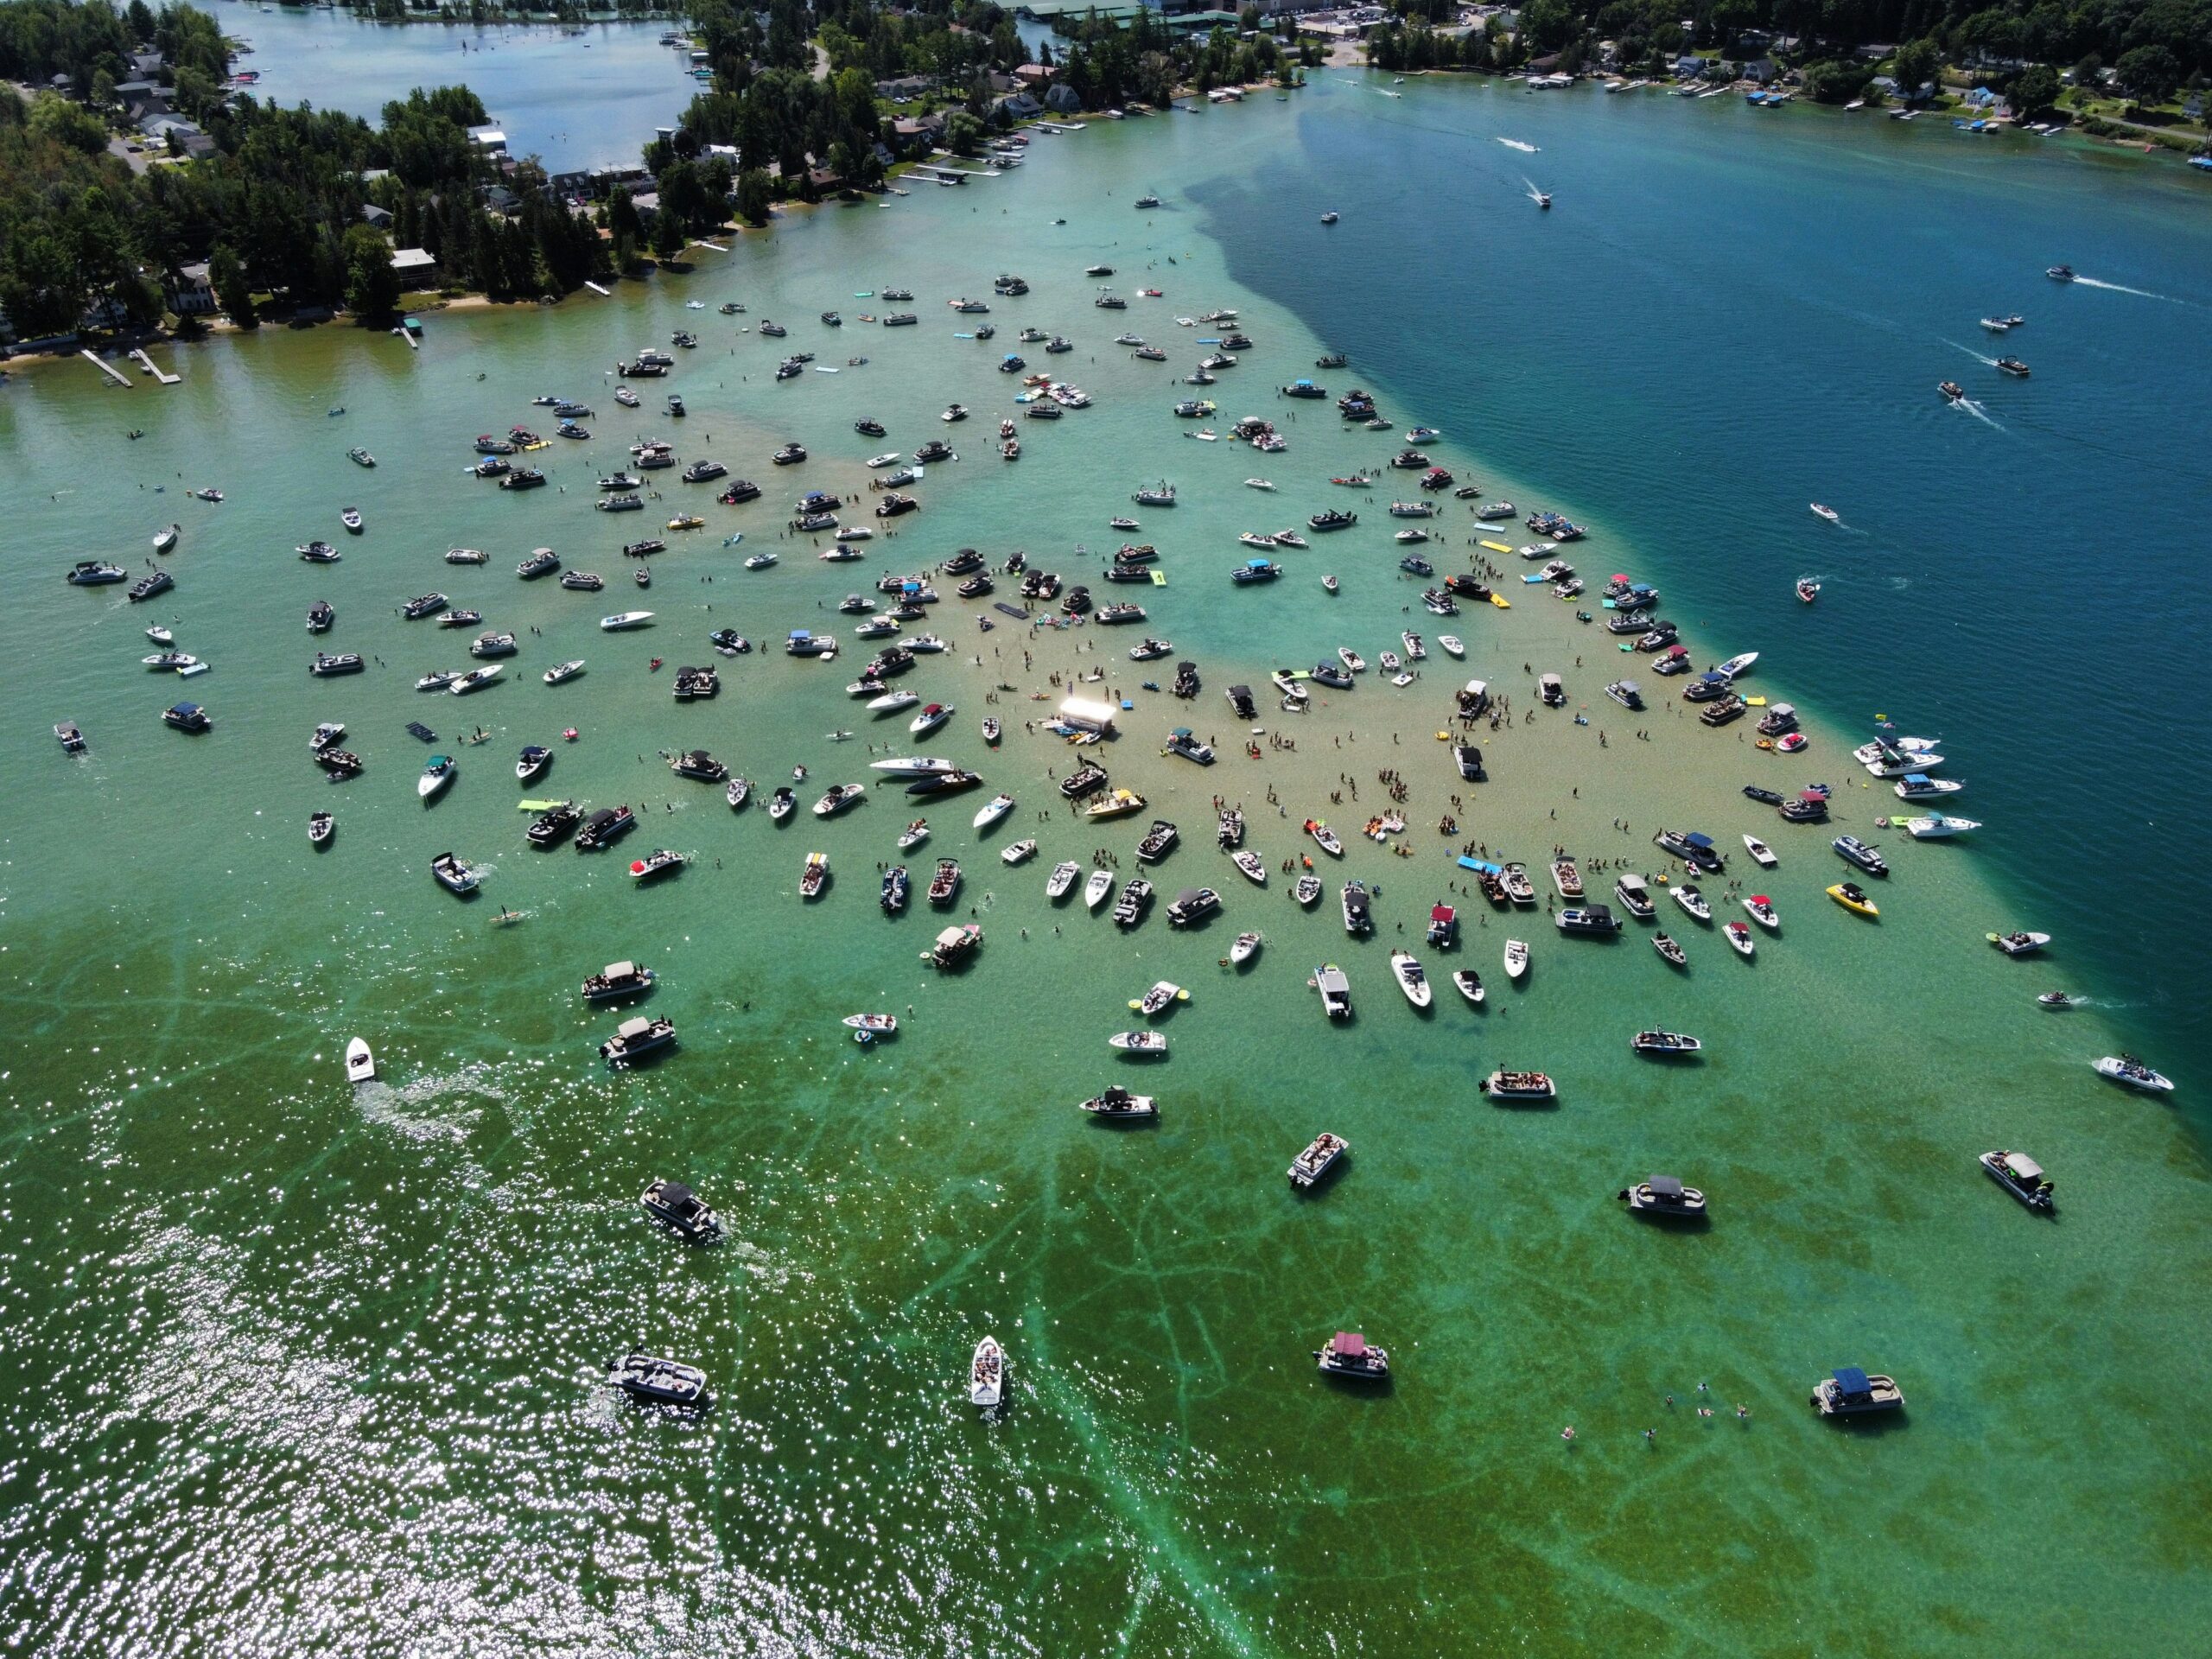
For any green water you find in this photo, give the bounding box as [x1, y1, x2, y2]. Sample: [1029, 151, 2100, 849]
[3, 82, 2208, 1656]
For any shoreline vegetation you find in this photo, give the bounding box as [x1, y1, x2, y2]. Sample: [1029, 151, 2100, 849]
[3, 0, 2205, 371]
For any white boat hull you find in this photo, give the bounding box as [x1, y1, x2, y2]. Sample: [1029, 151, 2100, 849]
[344, 1039, 375, 1083]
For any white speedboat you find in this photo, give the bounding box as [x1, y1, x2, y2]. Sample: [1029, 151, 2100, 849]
[969, 1336, 1005, 1408]
[910, 702, 954, 735]
[2094, 1055, 2173, 1093]
[1109, 1029, 1168, 1053]
[1084, 868, 1115, 908]
[1853, 736, 1940, 766]
[1723, 921, 1756, 957]
[1130, 981, 1187, 1017]
[1744, 895, 1780, 930]
[1744, 834, 1777, 868]
[1230, 849, 1267, 885]
[1438, 635, 1465, 658]
[1905, 813, 1980, 838]
[1389, 950, 1432, 1007]
[1713, 652, 1758, 678]
[1001, 838, 1038, 865]
[870, 755, 955, 777]
[1229, 931, 1262, 966]
[867, 690, 920, 715]
[344, 1038, 376, 1084]
[1452, 969, 1484, 1006]
[898, 819, 931, 850]
[973, 793, 1015, 830]
[543, 659, 585, 685]
[1503, 938, 1529, 981]
[1046, 860, 1081, 899]
[601, 611, 654, 631]
[1672, 885, 1711, 922]
[418, 754, 456, 800]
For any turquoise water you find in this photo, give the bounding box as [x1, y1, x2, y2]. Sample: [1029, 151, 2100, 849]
[213, 2, 693, 172]
[2, 79, 2208, 1655]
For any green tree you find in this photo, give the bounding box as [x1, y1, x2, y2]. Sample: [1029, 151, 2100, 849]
[944, 110, 983, 156]
[1891, 37, 1941, 99]
[2115, 44, 2181, 104]
[208, 243, 257, 326]
[1801, 59, 1872, 103]
[29, 92, 109, 154]
[734, 166, 773, 226]
[2010, 62, 2058, 113]
[342, 223, 400, 318]
[649, 205, 686, 260]
[605, 187, 643, 244]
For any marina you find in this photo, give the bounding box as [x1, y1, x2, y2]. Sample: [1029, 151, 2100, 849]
[2, 56, 2208, 1659]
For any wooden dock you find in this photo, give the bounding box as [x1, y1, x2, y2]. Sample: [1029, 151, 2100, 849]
[81, 349, 132, 387]
[130, 348, 181, 384]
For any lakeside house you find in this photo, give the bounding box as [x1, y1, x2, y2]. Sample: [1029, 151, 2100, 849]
[166, 262, 216, 316]
[390, 247, 439, 286]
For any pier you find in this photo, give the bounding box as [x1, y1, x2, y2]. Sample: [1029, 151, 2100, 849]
[130, 348, 181, 384]
[80, 350, 132, 388]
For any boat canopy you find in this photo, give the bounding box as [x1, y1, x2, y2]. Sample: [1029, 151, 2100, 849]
[617, 1017, 655, 1040]
[604, 961, 637, 980]
[658, 1180, 695, 1209]
[1175, 887, 1204, 906]
[1464, 679, 1489, 699]
[789, 628, 813, 640]
[2002, 1153, 2045, 1182]
[1331, 1332, 1366, 1357]
[1649, 1175, 1684, 1198]
[1171, 727, 1193, 738]
[1800, 789, 1827, 803]
[1683, 833, 1715, 850]
[1430, 905, 1454, 922]
[1832, 1367, 1872, 1394]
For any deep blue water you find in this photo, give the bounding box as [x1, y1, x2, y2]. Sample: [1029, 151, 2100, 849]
[1200, 76, 2212, 1093]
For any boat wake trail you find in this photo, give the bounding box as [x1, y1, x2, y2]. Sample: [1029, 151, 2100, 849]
[2072, 276, 2173, 302]
[1951, 397, 2004, 429]
[1946, 340, 2000, 367]
[1497, 137, 1539, 152]
[1522, 177, 1548, 202]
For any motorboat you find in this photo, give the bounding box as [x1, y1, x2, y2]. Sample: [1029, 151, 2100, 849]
[1305, 820, 1344, 857]
[1613, 873, 1656, 918]
[628, 849, 686, 882]
[1980, 1150, 2054, 1211]
[1389, 950, 1432, 1007]
[1482, 1070, 1554, 1101]
[1438, 635, 1465, 658]
[418, 754, 457, 801]
[2036, 991, 2076, 1011]
[1046, 861, 1082, 899]
[1451, 969, 1484, 1006]
[582, 961, 656, 1004]
[1744, 834, 1777, 868]
[973, 793, 1015, 830]
[1084, 868, 1116, 909]
[1288, 1132, 1347, 1188]
[1723, 921, 1756, 957]
[601, 612, 655, 631]
[1499, 864, 1537, 903]
[1311, 963, 1352, 1019]
[449, 666, 502, 696]
[1125, 975, 1189, 1020]
[925, 858, 963, 906]
[872, 755, 956, 778]
[1653, 932, 1686, 967]
[517, 745, 553, 785]
[1112, 878, 1154, 927]
[1904, 812, 1980, 839]
[609, 1351, 708, 1407]
[429, 851, 478, 893]
[1833, 836, 1888, 875]
[576, 806, 637, 850]
[1551, 857, 1583, 899]
[1135, 819, 1180, 862]
[1630, 1030, 1702, 1057]
[543, 659, 586, 686]
[1671, 884, 1710, 922]
[1081, 1085, 1157, 1121]
[1294, 875, 1323, 907]
[1621, 1175, 1706, 1217]
[1554, 905, 1621, 935]
[1810, 1368, 1904, 1417]
[814, 783, 865, 817]
[1001, 839, 1038, 867]
[1987, 930, 2050, 957]
[2094, 1054, 2172, 1093]
[1827, 882, 1879, 918]
[1230, 849, 1268, 886]
[966, 1335, 1007, 1409]
[1503, 938, 1529, 980]
[880, 865, 910, 912]
[1744, 895, 1780, 930]
[1085, 788, 1147, 821]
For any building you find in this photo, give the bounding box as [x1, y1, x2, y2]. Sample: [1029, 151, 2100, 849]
[167, 262, 217, 316]
[390, 247, 440, 284]
[466, 124, 507, 153]
[360, 202, 395, 230]
[140, 114, 215, 159]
